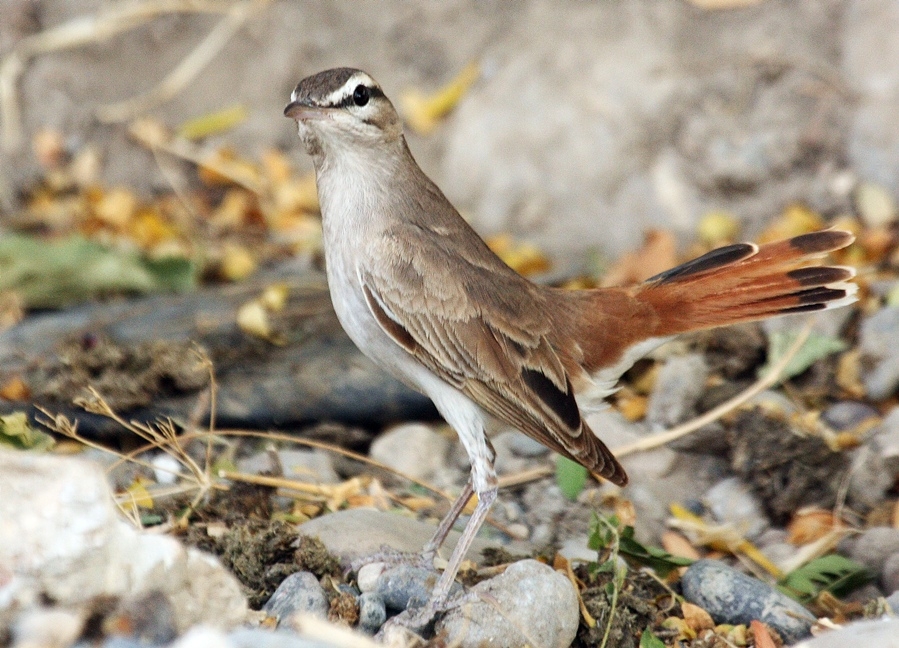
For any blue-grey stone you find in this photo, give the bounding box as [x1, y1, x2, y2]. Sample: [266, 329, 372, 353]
[357, 592, 386, 633]
[263, 572, 328, 622]
[792, 619, 899, 648]
[680, 559, 815, 644]
[822, 401, 881, 431]
[374, 565, 461, 611]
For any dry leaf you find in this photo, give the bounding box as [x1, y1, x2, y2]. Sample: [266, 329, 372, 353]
[400, 62, 480, 135]
[602, 229, 677, 287]
[750, 620, 779, 648]
[758, 203, 825, 243]
[661, 530, 702, 561]
[219, 244, 256, 282]
[787, 509, 845, 545]
[236, 300, 270, 339]
[486, 233, 551, 276]
[681, 602, 715, 632]
[178, 104, 248, 140]
[0, 376, 30, 401]
[698, 211, 740, 247]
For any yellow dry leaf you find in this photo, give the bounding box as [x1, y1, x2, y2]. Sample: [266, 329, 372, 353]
[616, 392, 647, 422]
[400, 61, 480, 136]
[236, 300, 270, 339]
[213, 189, 253, 230]
[261, 148, 294, 185]
[698, 211, 740, 247]
[130, 207, 179, 248]
[662, 616, 697, 641]
[220, 244, 256, 282]
[682, 602, 715, 632]
[398, 496, 437, 512]
[178, 104, 248, 140]
[661, 530, 702, 561]
[273, 174, 319, 214]
[93, 187, 138, 228]
[260, 283, 289, 312]
[485, 233, 551, 276]
[198, 147, 261, 188]
[0, 375, 30, 401]
[601, 229, 678, 287]
[33, 127, 67, 169]
[758, 203, 825, 243]
[124, 479, 154, 510]
[835, 349, 865, 398]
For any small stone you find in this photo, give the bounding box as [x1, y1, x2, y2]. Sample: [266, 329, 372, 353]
[791, 619, 899, 648]
[558, 535, 598, 564]
[237, 449, 339, 485]
[703, 477, 768, 539]
[357, 592, 386, 633]
[12, 607, 83, 648]
[847, 444, 893, 511]
[356, 562, 386, 593]
[435, 560, 579, 648]
[871, 407, 899, 475]
[375, 565, 460, 611]
[888, 590, 899, 615]
[821, 401, 881, 431]
[680, 559, 815, 644]
[169, 626, 232, 648]
[849, 527, 899, 580]
[262, 572, 328, 622]
[882, 553, 899, 594]
[369, 423, 449, 481]
[507, 430, 550, 457]
[646, 353, 708, 428]
[858, 306, 899, 400]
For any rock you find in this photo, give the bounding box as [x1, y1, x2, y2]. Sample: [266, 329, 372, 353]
[849, 527, 899, 580]
[368, 423, 449, 482]
[110, 591, 179, 645]
[0, 450, 247, 631]
[858, 306, 899, 400]
[506, 430, 551, 457]
[792, 619, 899, 648]
[870, 407, 899, 475]
[558, 535, 598, 564]
[238, 450, 339, 485]
[435, 560, 579, 648]
[821, 401, 881, 431]
[882, 553, 899, 595]
[646, 353, 708, 428]
[263, 572, 329, 623]
[680, 560, 815, 644]
[888, 589, 899, 615]
[374, 565, 461, 611]
[703, 477, 768, 540]
[297, 508, 528, 565]
[847, 443, 893, 511]
[11, 607, 84, 648]
[357, 592, 387, 633]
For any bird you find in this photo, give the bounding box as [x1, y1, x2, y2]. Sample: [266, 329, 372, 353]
[284, 67, 857, 618]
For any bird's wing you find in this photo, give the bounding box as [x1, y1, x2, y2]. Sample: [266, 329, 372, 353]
[358, 225, 627, 484]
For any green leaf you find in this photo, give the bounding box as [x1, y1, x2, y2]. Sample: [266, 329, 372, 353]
[760, 330, 847, 382]
[0, 412, 55, 450]
[639, 629, 666, 648]
[0, 234, 196, 308]
[556, 455, 588, 500]
[779, 554, 872, 603]
[618, 533, 694, 577]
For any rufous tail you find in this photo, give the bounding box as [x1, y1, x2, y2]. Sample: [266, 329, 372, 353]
[633, 229, 857, 337]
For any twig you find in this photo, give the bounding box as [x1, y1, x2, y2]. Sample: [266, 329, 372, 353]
[613, 322, 813, 457]
[0, 0, 238, 152]
[95, 0, 265, 123]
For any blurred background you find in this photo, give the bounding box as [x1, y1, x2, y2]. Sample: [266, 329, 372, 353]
[1, 0, 895, 271]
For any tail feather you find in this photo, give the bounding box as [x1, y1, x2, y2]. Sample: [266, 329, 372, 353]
[634, 229, 857, 337]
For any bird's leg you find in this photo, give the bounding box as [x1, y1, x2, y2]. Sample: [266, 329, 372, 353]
[348, 479, 476, 575]
[421, 479, 474, 560]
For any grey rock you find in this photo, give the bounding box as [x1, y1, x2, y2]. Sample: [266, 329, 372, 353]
[848, 444, 894, 511]
[680, 559, 815, 644]
[871, 407, 899, 475]
[0, 450, 247, 631]
[12, 608, 84, 648]
[850, 527, 899, 579]
[357, 592, 386, 633]
[883, 553, 899, 595]
[299, 508, 531, 566]
[435, 559, 579, 648]
[507, 430, 551, 458]
[375, 565, 461, 611]
[263, 572, 328, 622]
[888, 589, 899, 615]
[238, 450, 339, 485]
[792, 619, 899, 648]
[858, 306, 899, 400]
[368, 423, 449, 482]
[703, 477, 768, 540]
[646, 353, 708, 428]
[821, 401, 881, 431]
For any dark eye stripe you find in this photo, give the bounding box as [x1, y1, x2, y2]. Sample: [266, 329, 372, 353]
[331, 85, 384, 109]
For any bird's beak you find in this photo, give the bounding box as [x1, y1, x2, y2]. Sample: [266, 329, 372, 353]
[284, 101, 331, 121]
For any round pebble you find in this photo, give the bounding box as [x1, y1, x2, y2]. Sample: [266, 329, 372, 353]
[849, 527, 899, 578]
[680, 559, 815, 644]
[262, 571, 328, 622]
[375, 565, 461, 611]
[435, 560, 578, 648]
[357, 592, 387, 633]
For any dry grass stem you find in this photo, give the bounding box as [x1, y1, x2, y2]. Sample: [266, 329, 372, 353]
[613, 322, 813, 457]
[0, 0, 240, 152]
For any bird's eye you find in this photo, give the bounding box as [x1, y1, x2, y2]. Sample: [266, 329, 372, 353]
[352, 84, 370, 107]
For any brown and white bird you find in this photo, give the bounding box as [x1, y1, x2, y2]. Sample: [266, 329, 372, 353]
[285, 68, 856, 614]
